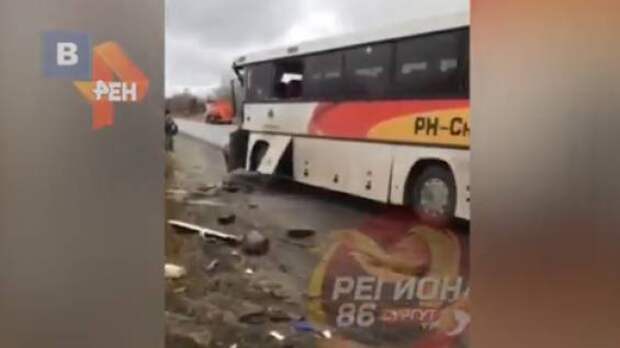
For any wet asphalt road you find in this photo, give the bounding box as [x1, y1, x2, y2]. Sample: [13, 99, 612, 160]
[165, 130, 470, 348]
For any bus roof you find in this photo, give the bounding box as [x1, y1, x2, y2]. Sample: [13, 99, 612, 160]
[234, 11, 469, 67]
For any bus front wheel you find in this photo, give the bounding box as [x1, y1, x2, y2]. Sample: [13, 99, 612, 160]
[408, 165, 456, 225]
[249, 142, 268, 171]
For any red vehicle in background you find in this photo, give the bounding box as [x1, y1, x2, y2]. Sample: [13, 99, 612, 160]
[205, 99, 234, 124]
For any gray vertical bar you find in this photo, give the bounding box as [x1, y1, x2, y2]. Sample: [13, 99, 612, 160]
[472, 1, 620, 347]
[0, 1, 164, 347]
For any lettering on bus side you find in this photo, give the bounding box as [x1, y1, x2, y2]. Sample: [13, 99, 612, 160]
[413, 116, 470, 138]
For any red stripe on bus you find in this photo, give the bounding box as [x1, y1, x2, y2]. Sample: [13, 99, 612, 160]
[308, 100, 470, 138]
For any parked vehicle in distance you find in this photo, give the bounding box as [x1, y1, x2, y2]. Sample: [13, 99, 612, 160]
[205, 99, 233, 124]
[226, 12, 470, 224]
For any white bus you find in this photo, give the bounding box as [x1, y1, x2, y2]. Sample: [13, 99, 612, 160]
[226, 12, 470, 223]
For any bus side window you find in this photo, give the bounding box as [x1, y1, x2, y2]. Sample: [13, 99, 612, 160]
[344, 43, 393, 100]
[393, 29, 465, 98]
[272, 59, 304, 100]
[246, 63, 274, 102]
[303, 52, 343, 100]
[460, 29, 470, 97]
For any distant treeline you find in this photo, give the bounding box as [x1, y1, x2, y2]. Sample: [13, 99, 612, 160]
[165, 92, 206, 115]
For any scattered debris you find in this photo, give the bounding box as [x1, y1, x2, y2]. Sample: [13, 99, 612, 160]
[217, 212, 237, 225]
[221, 181, 240, 193]
[244, 268, 254, 275]
[292, 320, 331, 338]
[203, 259, 219, 273]
[169, 220, 271, 256]
[166, 189, 188, 196]
[287, 228, 316, 239]
[266, 307, 300, 322]
[197, 183, 217, 192]
[168, 220, 243, 244]
[186, 199, 227, 207]
[269, 288, 290, 300]
[166, 189, 189, 202]
[248, 202, 259, 209]
[242, 230, 270, 255]
[165, 263, 187, 279]
[269, 330, 286, 341]
[292, 320, 314, 333]
[173, 287, 187, 294]
[237, 302, 267, 325]
[229, 344, 238, 348]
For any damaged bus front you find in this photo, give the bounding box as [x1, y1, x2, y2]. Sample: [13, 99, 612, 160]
[223, 62, 249, 172]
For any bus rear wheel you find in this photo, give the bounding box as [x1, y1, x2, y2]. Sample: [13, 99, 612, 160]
[408, 165, 456, 225]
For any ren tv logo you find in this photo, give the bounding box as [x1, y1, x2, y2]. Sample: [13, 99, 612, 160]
[42, 31, 149, 130]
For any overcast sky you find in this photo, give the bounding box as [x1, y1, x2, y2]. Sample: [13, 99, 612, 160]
[165, 0, 468, 97]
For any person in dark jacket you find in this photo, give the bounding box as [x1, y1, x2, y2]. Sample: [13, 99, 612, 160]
[165, 109, 178, 152]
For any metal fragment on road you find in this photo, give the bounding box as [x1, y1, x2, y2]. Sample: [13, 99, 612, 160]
[168, 220, 242, 244]
[204, 259, 219, 272]
[165, 263, 187, 279]
[186, 199, 227, 207]
[197, 183, 217, 192]
[269, 330, 285, 341]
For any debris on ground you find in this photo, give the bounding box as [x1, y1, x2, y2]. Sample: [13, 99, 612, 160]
[166, 189, 189, 196]
[286, 229, 316, 239]
[236, 301, 267, 324]
[203, 259, 220, 273]
[165, 263, 187, 279]
[186, 199, 227, 207]
[268, 330, 286, 341]
[266, 307, 300, 323]
[221, 181, 240, 193]
[217, 212, 237, 225]
[197, 183, 217, 192]
[169, 220, 271, 256]
[269, 288, 290, 300]
[242, 230, 270, 255]
[292, 320, 333, 339]
[168, 220, 243, 244]
[166, 189, 189, 202]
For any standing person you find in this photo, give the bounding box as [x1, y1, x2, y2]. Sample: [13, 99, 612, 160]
[165, 109, 178, 152]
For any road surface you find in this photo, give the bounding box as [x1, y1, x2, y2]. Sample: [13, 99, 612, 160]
[165, 128, 470, 348]
[175, 118, 235, 148]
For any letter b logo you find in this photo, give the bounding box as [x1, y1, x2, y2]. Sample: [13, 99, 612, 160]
[57, 42, 79, 66]
[43, 31, 91, 79]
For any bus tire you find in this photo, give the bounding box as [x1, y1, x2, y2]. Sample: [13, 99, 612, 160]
[249, 142, 268, 171]
[408, 164, 456, 225]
